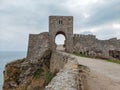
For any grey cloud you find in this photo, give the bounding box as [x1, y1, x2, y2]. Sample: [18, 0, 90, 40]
[82, 1, 120, 27]
[0, 0, 120, 51]
[94, 29, 118, 40]
[0, 0, 72, 31]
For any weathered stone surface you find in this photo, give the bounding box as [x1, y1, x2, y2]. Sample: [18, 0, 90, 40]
[46, 51, 88, 90]
[3, 50, 52, 90]
[3, 32, 53, 90]
[49, 16, 73, 53]
[3, 16, 120, 90]
[3, 49, 87, 90]
[50, 51, 70, 73]
[73, 34, 120, 60]
[26, 16, 120, 61]
[27, 32, 51, 63]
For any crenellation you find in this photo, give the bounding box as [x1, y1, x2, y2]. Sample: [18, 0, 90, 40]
[73, 34, 96, 39]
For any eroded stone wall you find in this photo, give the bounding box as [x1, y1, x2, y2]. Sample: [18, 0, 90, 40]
[27, 32, 51, 63]
[26, 16, 120, 61]
[46, 51, 87, 90]
[50, 51, 73, 73]
[73, 34, 120, 59]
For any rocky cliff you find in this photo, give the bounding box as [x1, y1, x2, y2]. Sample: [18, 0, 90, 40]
[3, 51, 89, 90]
[3, 50, 54, 90]
[3, 32, 88, 90]
[46, 51, 89, 90]
[3, 32, 54, 90]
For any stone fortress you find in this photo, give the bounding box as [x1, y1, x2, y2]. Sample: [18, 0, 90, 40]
[27, 16, 120, 61]
[3, 16, 120, 90]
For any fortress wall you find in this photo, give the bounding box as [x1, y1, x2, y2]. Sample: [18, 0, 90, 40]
[73, 34, 120, 59]
[50, 51, 71, 73]
[27, 32, 51, 63]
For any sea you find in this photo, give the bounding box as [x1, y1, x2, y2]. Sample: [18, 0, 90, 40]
[0, 51, 26, 90]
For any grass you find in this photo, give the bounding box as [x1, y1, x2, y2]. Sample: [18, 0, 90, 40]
[45, 71, 55, 85]
[106, 59, 120, 64]
[78, 64, 90, 73]
[33, 68, 55, 85]
[73, 52, 93, 58]
[33, 68, 44, 79]
[73, 52, 120, 64]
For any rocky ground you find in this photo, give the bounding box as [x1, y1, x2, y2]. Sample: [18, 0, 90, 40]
[56, 45, 65, 51]
[46, 58, 80, 90]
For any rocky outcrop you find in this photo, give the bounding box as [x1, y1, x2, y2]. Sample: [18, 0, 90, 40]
[46, 51, 89, 90]
[3, 31, 90, 90]
[3, 32, 54, 90]
[50, 51, 70, 73]
[3, 50, 89, 90]
[3, 49, 54, 90]
[46, 59, 80, 90]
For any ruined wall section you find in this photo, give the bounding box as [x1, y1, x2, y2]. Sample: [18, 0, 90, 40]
[46, 51, 87, 90]
[73, 34, 120, 59]
[27, 32, 51, 63]
[50, 51, 73, 73]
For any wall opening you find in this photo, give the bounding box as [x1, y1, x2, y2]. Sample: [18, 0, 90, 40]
[55, 32, 66, 51]
[59, 20, 63, 24]
[109, 50, 120, 60]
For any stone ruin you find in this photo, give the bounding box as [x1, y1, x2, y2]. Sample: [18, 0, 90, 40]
[4, 16, 120, 90]
[27, 16, 120, 60]
[73, 34, 120, 60]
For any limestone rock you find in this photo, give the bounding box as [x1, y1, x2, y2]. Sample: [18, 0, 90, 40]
[3, 32, 53, 90]
[46, 57, 84, 90]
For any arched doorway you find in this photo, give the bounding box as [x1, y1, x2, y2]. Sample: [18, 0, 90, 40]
[55, 31, 66, 51]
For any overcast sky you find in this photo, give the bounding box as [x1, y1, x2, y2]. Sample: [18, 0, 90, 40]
[0, 0, 120, 51]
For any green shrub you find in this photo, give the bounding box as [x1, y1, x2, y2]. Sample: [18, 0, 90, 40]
[106, 59, 120, 64]
[33, 68, 44, 79]
[74, 52, 120, 64]
[45, 71, 55, 85]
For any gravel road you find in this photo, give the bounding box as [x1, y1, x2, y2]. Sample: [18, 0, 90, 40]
[67, 52, 120, 90]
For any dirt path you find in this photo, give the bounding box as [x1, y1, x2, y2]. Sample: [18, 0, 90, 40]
[63, 52, 120, 90]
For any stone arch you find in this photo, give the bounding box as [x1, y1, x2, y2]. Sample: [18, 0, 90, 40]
[55, 31, 66, 37]
[49, 16, 73, 53]
[55, 31, 66, 51]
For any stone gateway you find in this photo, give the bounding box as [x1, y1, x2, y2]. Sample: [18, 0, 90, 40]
[3, 16, 120, 90]
[49, 16, 73, 53]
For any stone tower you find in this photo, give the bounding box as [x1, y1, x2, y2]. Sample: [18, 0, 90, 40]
[49, 16, 73, 53]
